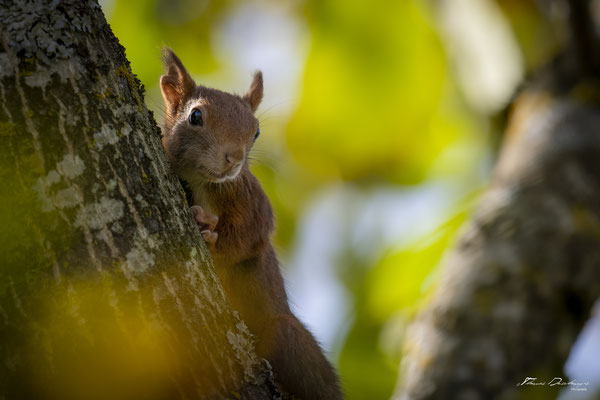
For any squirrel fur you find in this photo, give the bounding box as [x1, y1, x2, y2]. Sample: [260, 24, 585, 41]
[159, 48, 342, 400]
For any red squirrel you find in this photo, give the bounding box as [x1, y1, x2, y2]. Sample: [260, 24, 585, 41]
[159, 48, 342, 400]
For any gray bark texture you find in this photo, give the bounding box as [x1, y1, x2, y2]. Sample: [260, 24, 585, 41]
[395, 84, 600, 398]
[0, 1, 276, 399]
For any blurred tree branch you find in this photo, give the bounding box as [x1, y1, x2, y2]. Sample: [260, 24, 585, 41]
[397, 87, 600, 399]
[396, 1, 600, 398]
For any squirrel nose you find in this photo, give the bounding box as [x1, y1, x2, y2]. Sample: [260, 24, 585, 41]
[225, 150, 244, 166]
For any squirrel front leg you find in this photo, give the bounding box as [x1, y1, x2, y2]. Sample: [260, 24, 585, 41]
[190, 204, 264, 266]
[257, 314, 343, 400]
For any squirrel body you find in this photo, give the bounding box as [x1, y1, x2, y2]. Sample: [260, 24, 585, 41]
[159, 48, 342, 400]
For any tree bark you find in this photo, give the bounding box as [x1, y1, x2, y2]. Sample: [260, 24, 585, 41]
[0, 1, 276, 399]
[395, 85, 600, 398]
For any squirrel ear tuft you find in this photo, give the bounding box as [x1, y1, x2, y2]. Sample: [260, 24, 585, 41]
[243, 71, 263, 112]
[160, 47, 196, 111]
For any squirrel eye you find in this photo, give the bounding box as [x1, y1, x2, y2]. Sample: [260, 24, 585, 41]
[254, 127, 260, 141]
[189, 109, 203, 126]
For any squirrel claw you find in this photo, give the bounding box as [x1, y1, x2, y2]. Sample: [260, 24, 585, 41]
[201, 229, 218, 245]
[190, 205, 219, 231]
[190, 205, 219, 245]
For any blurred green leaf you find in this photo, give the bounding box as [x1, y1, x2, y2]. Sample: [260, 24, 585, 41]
[108, 0, 231, 89]
[288, 0, 450, 183]
[367, 208, 470, 322]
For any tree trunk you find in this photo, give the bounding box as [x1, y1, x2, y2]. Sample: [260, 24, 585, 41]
[0, 1, 275, 399]
[395, 84, 600, 398]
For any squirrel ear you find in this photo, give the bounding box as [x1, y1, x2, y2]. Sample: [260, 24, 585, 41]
[243, 71, 263, 112]
[160, 47, 196, 112]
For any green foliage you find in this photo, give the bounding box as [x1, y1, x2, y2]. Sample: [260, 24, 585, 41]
[335, 202, 472, 400]
[289, 0, 449, 183]
[367, 209, 470, 322]
[107, 0, 229, 86]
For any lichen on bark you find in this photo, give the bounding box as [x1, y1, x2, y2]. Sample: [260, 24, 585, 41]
[0, 1, 276, 398]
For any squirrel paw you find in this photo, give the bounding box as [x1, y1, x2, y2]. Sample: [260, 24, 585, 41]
[190, 205, 219, 244]
[200, 229, 219, 245]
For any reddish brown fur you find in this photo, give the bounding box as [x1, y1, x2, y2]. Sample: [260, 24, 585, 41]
[160, 48, 342, 400]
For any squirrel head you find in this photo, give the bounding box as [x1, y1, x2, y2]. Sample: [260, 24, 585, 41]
[159, 47, 263, 184]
